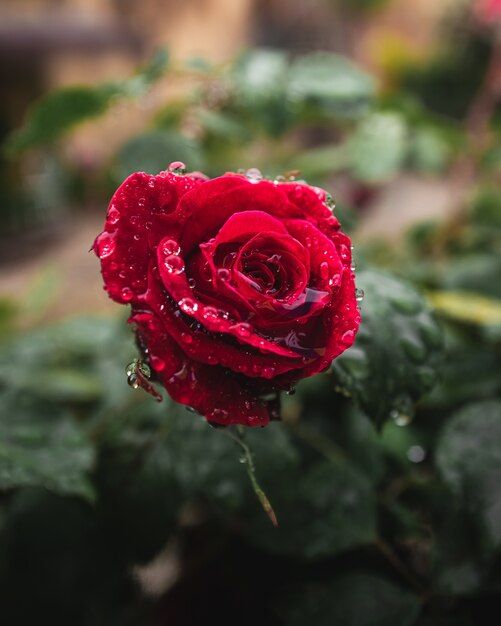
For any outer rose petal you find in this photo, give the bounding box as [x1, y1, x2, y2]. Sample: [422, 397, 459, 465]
[94, 171, 204, 304]
[132, 311, 270, 426]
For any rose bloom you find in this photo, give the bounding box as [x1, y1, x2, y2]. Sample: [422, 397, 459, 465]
[94, 165, 360, 426]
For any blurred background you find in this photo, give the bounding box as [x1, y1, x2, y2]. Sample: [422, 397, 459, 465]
[1, 1, 501, 625]
[0, 0, 486, 321]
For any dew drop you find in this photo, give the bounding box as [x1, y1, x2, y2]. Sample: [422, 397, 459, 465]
[203, 306, 219, 322]
[164, 255, 185, 274]
[168, 161, 187, 174]
[188, 277, 196, 289]
[263, 366, 275, 377]
[127, 374, 139, 389]
[161, 239, 181, 256]
[339, 244, 350, 262]
[150, 354, 165, 371]
[107, 207, 120, 225]
[121, 287, 134, 301]
[246, 167, 263, 181]
[148, 178, 156, 189]
[207, 355, 218, 365]
[231, 322, 252, 337]
[319, 261, 330, 280]
[390, 409, 413, 427]
[325, 193, 336, 210]
[217, 267, 231, 282]
[355, 287, 365, 302]
[181, 332, 193, 344]
[95, 232, 116, 259]
[341, 329, 355, 345]
[138, 197, 146, 208]
[178, 298, 198, 314]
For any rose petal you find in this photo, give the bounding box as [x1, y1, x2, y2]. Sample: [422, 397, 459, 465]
[94, 171, 203, 304]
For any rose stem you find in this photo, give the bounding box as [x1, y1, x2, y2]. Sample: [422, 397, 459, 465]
[225, 427, 279, 528]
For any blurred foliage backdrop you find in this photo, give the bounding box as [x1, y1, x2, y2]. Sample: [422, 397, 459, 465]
[1, 0, 501, 625]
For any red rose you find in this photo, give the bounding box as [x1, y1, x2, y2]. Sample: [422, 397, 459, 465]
[94, 165, 360, 426]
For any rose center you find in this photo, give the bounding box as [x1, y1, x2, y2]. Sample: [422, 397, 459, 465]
[242, 253, 286, 295]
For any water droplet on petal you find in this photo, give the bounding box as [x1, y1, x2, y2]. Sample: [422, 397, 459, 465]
[188, 277, 196, 289]
[181, 332, 193, 344]
[164, 255, 185, 274]
[95, 232, 116, 259]
[263, 366, 275, 377]
[325, 193, 336, 210]
[121, 287, 134, 301]
[138, 197, 146, 208]
[148, 178, 156, 189]
[231, 322, 252, 337]
[355, 287, 365, 302]
[107, 207, 120, 225]
[217, 267, 231, 282]
[161, 239, 181, 256]
[339, 244, 350, 262]
[319, 261, 330, 280]
[341, 330, 355, 345]
[168, 161, 187, 174]
[178, 298, 198, 314]
[245, 167, 263, 181]
[203, 306, 219, 322]
[150, 354, 165, 371]
[207, 355, 218, 365]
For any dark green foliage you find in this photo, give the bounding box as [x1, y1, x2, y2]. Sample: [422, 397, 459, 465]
[331, 270, 443, 428]
[281, 574, 421, 626]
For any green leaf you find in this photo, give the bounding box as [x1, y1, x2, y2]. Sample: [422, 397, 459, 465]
[281, 574, 421, 626]
[0, 400, 95, 501]
[244, 460, 377, 559]
[432, 508, 485, 595]
[293, 143, 349, 179]
[162, 411, 299, 511]
[436, 401, 501, 552]
[114, 131, 204, 181]
[4, 85, 118, 155]
[5, 49, 169, 155]
[230, 48, 292, 136]
[232, 48, 288, 97]
[331, 270, 443, 428]
[409, 127, 452, 173]
[287, 52, 376, 117]
[348, 112, 408, 182]
[96, 445, 182, 565]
